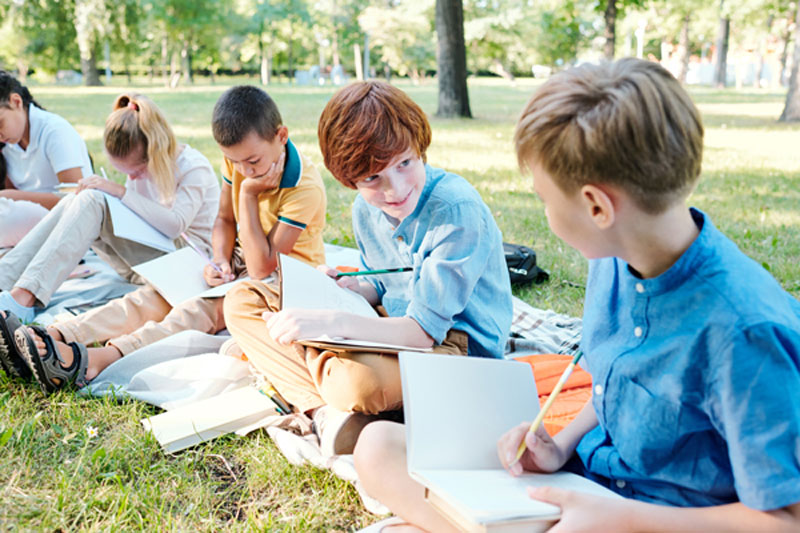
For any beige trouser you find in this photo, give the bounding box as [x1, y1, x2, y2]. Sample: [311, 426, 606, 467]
[53, 247, 248, 356]
[0, 189, 169, 306]
[223, 280, 469, 414]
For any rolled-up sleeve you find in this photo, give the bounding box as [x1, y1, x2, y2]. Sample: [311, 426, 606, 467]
[404, 202, 492, 343]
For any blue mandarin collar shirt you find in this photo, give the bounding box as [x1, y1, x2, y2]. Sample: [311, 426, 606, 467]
[351, 164, 512, 357]
[577, 208, 800, 510]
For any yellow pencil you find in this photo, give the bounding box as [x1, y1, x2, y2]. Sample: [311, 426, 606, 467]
[513, 350, 584, 464]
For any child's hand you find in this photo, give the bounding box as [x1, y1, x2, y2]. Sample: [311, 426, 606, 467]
[241, 151, 285, 195]
[527, 486, 636, 532]
[262, 308, 333, 345]
[498, 421, 566, 476]
[316, 265, 360, 292]
[204, 259, 234, 286]
[77, 175, 126, 198]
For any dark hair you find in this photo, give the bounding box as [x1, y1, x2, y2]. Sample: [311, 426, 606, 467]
[317, 81, 431, 188]
[212, 85, 283, 147]
[0, 70, 43, 111]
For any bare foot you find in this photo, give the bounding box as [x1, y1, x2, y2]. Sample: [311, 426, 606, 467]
[46, 327, 64, 343]
[28, 327, 75, 386]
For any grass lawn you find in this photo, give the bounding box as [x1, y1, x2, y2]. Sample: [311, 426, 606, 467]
[1, 76, 799, 530]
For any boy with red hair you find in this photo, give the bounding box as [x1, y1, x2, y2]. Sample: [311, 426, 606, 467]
[223, 81, 512, 455]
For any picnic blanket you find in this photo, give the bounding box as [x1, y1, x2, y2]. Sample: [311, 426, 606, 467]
[35, 244, 584, 518]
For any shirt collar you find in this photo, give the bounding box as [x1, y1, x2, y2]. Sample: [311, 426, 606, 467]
[621, 207, 712, 296]
[278, 138, 303, 188]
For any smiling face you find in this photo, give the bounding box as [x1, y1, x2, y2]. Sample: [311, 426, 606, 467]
[219, 127, 288, 180]
[354, 148, 426, 222]
[0, 93, 29, 146]
[109, 144, 150, 181]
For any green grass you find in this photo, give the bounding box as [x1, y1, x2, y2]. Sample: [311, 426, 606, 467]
[2, 78, 799, 529]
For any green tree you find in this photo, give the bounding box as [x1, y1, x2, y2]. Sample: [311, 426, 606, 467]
[358, 0, 435, 81]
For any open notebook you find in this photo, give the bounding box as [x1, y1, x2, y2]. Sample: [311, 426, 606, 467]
[132, 247, 260, 307]
[399, 352, 620, 533]
[104, 193, 176, 252]
[278, 254, 430, 353]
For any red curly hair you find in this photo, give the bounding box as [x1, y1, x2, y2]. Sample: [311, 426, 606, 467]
[317, 81, 432, 188]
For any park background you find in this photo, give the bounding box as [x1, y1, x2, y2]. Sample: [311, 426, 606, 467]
[1, 0, 800, 530]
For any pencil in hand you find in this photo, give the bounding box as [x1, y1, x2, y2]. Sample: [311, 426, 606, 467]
[335, 266, 413, 277]
[512, 350, 584, 464]
[180, 231, 224, 275]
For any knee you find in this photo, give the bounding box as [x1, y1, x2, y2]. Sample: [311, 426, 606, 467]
[318, 365, 391, 414]
[72, 188, 107, 214]
[222, 282, 255, 322]
[354, 421, 405, 491]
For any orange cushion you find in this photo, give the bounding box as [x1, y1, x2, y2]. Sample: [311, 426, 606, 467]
[514, 354, 593, 436]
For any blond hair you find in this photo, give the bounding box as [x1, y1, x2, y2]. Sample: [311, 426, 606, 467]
[515, 58, 704, 214]
[104, 93, 177, 202]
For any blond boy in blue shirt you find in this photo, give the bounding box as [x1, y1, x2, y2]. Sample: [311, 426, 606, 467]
[355, 59, 800, 532]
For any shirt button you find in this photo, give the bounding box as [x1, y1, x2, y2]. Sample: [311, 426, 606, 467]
[616, 480, 626, 489]
[634, 326, 643, 337]
[397, 236, 404, 242]
[594, 384, 603, 396]
[635, 283, 645, 293]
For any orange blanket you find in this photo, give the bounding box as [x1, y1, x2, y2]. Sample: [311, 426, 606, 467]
[514, 354, 593, 436]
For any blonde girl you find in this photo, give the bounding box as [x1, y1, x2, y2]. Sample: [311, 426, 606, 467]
[0, 93, 219, 383]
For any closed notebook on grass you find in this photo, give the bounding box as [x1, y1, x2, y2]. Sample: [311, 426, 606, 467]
[278, 254, 430, 353]
[399, 352, 621, 533]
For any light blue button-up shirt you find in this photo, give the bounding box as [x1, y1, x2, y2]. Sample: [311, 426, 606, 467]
[351, 164, 512, 357]
[577, 208, 800, 510]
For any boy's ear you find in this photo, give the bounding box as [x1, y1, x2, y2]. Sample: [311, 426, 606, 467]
[276, 125, 289, 145]
[580, 184, 616, 230]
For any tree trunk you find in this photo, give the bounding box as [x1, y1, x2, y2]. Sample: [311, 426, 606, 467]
[603, 0, 617, 61]
[161, 36, 169, 86]
[355, 43, 363, 81]
[779, 1, 800, 121]
[713, 0, 729, 88]
[435, 0, 472, 118]
[182, 40, 193, 84]
[363, 33, 370, 80]
[80, 48, 102, 86]
[677, 14, 690, 84]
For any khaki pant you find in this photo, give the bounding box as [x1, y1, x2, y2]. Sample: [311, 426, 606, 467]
[53, 247, 248, 356]
[0, 190, 168, 306]
[223, 280, 469, 414]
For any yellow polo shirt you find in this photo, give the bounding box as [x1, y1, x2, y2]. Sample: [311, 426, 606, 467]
[222, 139, 326, 266]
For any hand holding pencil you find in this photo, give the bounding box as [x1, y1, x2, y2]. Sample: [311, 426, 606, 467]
[498, 350, 584, 476]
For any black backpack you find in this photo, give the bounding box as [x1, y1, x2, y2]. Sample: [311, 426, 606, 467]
[503, 243, 549, 285]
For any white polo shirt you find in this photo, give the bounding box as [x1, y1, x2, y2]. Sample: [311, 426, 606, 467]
[2, 104, 93, 192]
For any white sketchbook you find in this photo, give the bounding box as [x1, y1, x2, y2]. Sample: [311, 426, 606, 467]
[399, 352, 621, 532]
[132, 247, 255, 307]
[279, 254, 430, 353]
[105, 193, 176, 252]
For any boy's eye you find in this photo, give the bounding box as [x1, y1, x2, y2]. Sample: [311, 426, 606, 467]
[399, 159, 410, 168]
[362, 175, 378, 183]
[248, 159, 260, 166]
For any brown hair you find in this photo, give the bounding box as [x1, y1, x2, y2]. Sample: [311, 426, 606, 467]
[515, 58, 704, 214]
[104, 93, 177, 202]
[318, 81, 431, 188]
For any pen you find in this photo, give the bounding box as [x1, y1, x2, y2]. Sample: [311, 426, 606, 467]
[180, 231, 224, 275]
[100, 167, 109, 180]
[336, 266, 413, 277]
[512, 350, 584, 464]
